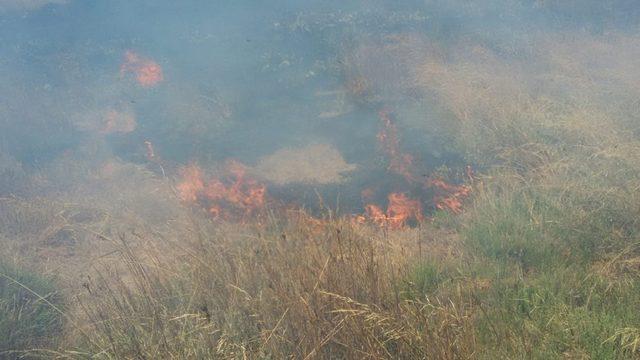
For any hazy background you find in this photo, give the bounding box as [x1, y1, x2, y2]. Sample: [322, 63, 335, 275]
[1, 0, 639, 210]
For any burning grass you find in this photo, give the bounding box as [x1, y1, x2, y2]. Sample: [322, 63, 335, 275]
[172, 108, 473, 227]
[359, 192, 423, 229]
[5, 13, 640, 360]
[177, 160, 267, 221]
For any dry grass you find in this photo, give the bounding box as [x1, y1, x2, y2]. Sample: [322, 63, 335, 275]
[253, 144, 357, 185]
[5, 24, 640, 360]
[32, 213, 474, 359]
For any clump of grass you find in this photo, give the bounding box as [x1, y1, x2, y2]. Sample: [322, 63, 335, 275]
[0, 261, 63, 357]
[406, 31, 640, 358]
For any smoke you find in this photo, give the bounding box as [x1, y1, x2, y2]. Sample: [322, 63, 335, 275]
[0, 0, 67, 11]
[1, 0, 639, 221]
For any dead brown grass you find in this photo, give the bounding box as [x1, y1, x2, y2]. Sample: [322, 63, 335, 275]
[55, 213, 476, 359]
[253, 143, 357, 185]
[6, 26, 640, 359]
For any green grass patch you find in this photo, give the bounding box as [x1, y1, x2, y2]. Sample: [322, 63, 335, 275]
[0, 261, 63, 356]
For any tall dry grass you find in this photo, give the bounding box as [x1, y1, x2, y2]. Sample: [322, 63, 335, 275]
[5, 28, 640, 359]
[57, 214, 476, 359]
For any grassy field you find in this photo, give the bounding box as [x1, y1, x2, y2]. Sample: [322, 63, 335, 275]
[3, 27, 640, 359]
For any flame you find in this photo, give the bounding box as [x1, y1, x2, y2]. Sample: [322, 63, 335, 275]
[377, 109, 416, 183]
[172, 106, 472, 227]
[364, 203, 387, 226]
[426, 178, 471, 214]
[356, 109, 472, 226]
[360, 192, 423, 229]
[176, 164, 205, 203]
[120, 50, 163, 87]
[386, 192, 423, 227]
[176, 161, 267, 221]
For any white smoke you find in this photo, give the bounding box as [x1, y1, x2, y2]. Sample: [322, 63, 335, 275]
[0, 0, 68, 11]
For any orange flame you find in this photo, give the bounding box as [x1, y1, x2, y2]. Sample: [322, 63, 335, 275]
[377, 109, 416, 183]
[177, 164, 205, 203]
[176, 161, 267, 221]
[360, 192, 423, 229]
[426, 178, 471, 214]
[387, 192, 423, 227]
[120, 50, 163, 87]
[363, 204, 386, 225]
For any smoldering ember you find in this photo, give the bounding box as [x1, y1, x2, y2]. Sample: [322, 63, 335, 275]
[2, 1, 640, 358]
